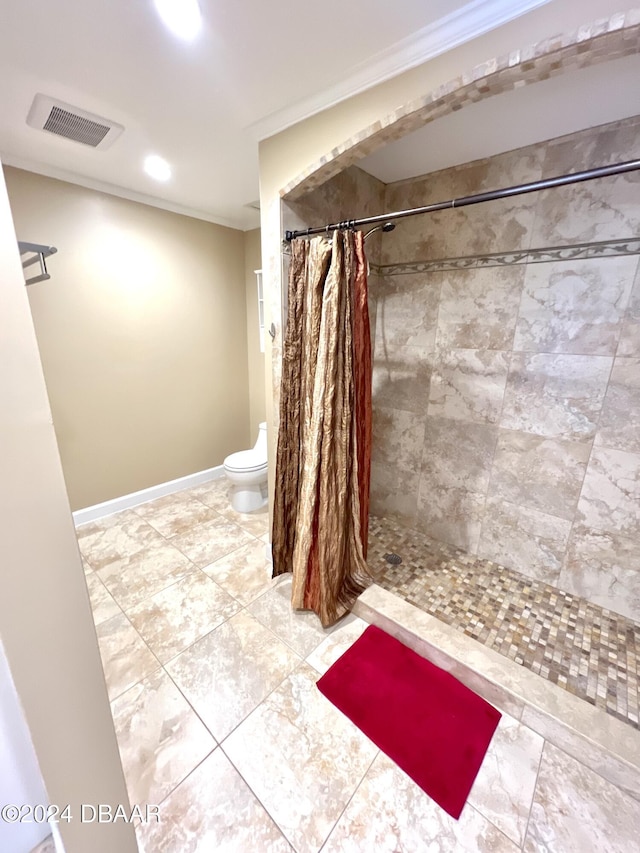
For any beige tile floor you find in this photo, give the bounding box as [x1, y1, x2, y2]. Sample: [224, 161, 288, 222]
[77, 477, 640, 852]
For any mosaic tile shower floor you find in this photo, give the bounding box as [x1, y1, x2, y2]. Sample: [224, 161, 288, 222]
[368, 515, 640, 731]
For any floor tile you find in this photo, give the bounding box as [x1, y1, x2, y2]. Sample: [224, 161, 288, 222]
[202, 538, 276, 606]
[184, 479, 232, 514]
[134, 492, 222, 537]
[247, 578, 336, 657]
[136, 749, 291, 853]
[76, 510, 164, 570]
[169, 518, 255, 568]
[216, 504, 270, 537]
[323, 751, 519, 853]
[111, 669, 215, 808]
[85, 572, 121, 626]
[467, 713, 544, 846]
[165, 610, 300, 741]
[98, 542, 198, 611]
[305, 615, 369, 675]
[525, 741, 640, 852]
[223, 662, 379, 853]
[95, 613, 160, 701]
[127, 572, 241, 663]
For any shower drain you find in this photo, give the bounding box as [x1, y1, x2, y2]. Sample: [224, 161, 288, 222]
[383, 552, 403, 566]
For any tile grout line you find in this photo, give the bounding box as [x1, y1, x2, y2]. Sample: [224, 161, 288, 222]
[520, 737, 547, 850]
[218, 745, 297, 852]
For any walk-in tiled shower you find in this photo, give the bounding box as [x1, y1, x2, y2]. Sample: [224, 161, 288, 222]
[368, 514, 640, 730]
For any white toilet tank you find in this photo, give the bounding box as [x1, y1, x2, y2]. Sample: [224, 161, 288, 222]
[254, 422, 267, 457]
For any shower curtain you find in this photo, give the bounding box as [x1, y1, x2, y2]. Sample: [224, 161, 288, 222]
[272, 230, 372, 627]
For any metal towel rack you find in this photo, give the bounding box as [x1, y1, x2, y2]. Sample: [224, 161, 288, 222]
[18, 241, 57, 286]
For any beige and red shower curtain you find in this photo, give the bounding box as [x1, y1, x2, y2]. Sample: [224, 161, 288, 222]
[272, 230, 372, 627]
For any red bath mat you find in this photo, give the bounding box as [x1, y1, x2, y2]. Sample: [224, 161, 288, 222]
[316, 624, 501, 819]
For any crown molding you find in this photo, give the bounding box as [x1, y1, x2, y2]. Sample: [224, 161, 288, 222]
[250, 0, 552, 141]
[0, 153, 261, 230]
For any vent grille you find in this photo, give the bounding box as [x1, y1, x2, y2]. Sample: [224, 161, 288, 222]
[26, 94, 124, 150]
[43, 106, 110, 147]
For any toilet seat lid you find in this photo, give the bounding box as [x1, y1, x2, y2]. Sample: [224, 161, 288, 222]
[224, 449, 267, 472]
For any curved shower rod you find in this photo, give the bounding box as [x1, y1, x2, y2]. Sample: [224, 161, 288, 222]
[284, 158, 640, 242]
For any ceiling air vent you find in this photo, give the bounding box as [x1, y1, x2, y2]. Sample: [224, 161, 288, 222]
[26, 94, 124, 150]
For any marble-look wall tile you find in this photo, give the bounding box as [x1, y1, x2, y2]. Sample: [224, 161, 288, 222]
[488, 430, 591, 521]
[294, 118, 640, 616]
[372, 406, 425, 470]
[595, 357, 640, 453]
[416, 484, 485, 553]
[514, 256, 636, 355]
[374, 273, 440, 353]
[577, 446, 640, 537]
[372, 346, 433, 414]
[370, 461, 419, 521]
[524, 741, 640, 853]
[428, 349, 510, 424]
[436, 266, 525, 350]
[559, 524, 640, 623]
[618, 262, 640, 357]
[532, 116, 640, 247]
[382, 147, 543, 264]
[421, 416, 498, 493]
[478, 498, 572, 585]
[501, 353, 611, 441]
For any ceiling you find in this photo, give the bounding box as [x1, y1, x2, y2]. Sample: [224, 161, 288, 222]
[2, 2, 637, 230]
[0, 0, 558, 230]
[359, 52, 640, 184]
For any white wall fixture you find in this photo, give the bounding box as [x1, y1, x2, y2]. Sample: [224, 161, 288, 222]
[26, 94, 124, 150]
[255, 269, 265, 353]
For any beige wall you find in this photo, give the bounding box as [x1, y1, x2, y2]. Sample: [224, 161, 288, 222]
[244, 228, 266, 437]
[5, 166, 251, 511]
[0, 162, 136, 852]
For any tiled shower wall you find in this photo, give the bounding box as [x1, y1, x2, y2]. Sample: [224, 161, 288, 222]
[371, 115, 640, 622]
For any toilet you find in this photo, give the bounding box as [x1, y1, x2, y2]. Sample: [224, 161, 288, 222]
[223, 422, 268, 512]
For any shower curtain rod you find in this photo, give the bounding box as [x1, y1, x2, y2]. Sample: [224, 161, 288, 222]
[284, 158, 640, 242]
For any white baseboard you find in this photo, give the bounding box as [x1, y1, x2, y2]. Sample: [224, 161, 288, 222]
[73, 465, 225, 526]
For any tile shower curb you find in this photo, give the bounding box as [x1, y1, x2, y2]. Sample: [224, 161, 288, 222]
[354, 584, 640, 803]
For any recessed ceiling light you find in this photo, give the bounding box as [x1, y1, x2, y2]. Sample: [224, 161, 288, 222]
[144, 155, 171, 182]
[153, 0, 202, 41]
